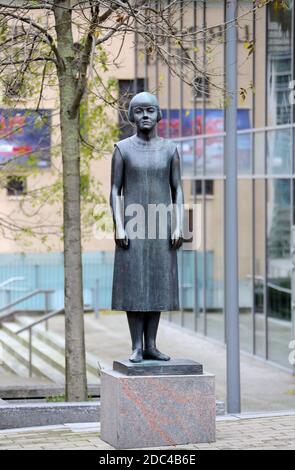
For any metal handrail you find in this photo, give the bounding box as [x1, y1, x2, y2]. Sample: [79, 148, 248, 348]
[0, 283, 95, 377]
[16, 308, 64, 334]
[0, 287, 29, 292]
[14, 306, 96, 378]
[0, 287, 55, 377]
[0, 289, 54, 327]
[14, 307, 64, 378]
[0, 289, 53, 314]
[0, 277, 25, 289]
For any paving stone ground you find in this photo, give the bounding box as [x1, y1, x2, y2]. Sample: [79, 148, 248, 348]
[0, 413, 294, 450]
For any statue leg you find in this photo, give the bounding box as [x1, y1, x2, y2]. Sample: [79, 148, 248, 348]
[143, 311, 170, 361]
[126, 311, 144, 362]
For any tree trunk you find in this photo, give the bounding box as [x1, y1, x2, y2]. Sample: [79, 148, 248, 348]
[54, 1, 87, 402]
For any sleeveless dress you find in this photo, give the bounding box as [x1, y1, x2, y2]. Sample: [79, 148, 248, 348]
[111, 134, 180, 312]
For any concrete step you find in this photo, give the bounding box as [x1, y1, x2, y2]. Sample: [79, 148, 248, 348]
[1, 322, 67, 375]
[1, 322, 98, 384]
[1, 318, 99, 384]
[0, 330, 65, 384]
[15, 316, 100, 379]
[0, 363, 16, 375]
[0, 339, 32, 378]
[0, 400, 100, 430]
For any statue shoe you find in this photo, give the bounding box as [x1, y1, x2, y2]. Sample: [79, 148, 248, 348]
[129, 348, 143, 363]
[143, 348, 170, 361]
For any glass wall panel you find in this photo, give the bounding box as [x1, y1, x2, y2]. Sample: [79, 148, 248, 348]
[203, 1, 225, 178]
[254, 131, 266, 175]
[254, 179, 266, 357]
[238, 132, 252, 175]
[144, 0, 295, 373]
[267, 128, 292, 175]
[254, 5, 267, 129]
[206, 179, 224, 341]
[205, 136, 224, 176]
[237, 1, 253, 175]
[238, 179, 253, 353]
[179, 139, 200, 178]
[181, 250, 194, 329]
[267, 0, 292, 126]
[194, 188, 206, 335]
[267, 179, 292, 367]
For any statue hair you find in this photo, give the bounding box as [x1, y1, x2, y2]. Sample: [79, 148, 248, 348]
[127, 93, 163, 123]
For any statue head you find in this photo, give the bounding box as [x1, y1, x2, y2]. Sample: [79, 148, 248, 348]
[128, 92, 162, 131]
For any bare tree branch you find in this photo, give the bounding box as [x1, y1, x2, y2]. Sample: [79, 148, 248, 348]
[0, 7, 63, 67]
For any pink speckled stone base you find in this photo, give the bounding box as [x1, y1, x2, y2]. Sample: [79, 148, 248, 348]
[100, 368, 216, 449]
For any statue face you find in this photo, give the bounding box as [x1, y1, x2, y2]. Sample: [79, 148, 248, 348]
[132, 102, 158, 131]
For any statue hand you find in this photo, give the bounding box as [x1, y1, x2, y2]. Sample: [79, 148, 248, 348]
[170, 228, 183, 250]
[115, 228, 129, 249]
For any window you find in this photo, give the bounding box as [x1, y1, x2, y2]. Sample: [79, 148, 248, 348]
[6, 176, 27, 196]
[118, 79, 145, 139]
[183, 208, 194, 244]
[192, 76, 210, 100]
[192, 180, 214, 196]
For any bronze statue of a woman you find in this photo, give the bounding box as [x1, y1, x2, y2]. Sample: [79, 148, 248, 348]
[110, 92, 184, 363]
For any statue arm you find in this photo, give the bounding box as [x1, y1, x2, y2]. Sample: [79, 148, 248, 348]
[110, 146, 129, 249]
[170, 147, 184, 250]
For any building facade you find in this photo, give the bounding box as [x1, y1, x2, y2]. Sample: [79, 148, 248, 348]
[0, 1, 294, 371]
[131, 0, 295, 371]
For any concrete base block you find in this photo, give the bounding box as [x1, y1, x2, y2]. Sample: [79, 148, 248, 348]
[100, 369, 216, 449]
[0, 401, 100, 430]
[0, 384, 100, 400]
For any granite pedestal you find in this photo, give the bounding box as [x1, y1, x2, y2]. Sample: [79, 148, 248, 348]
[100, 359, 216, 449]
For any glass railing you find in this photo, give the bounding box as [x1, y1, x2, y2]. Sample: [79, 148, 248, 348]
[173, 123, 295, 178]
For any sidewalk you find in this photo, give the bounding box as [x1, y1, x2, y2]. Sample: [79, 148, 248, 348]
[1, 312, 295, 411]
[0, 412, 294, 450]
[53, 312, 295, 412]
[1, 312, 295, 449]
